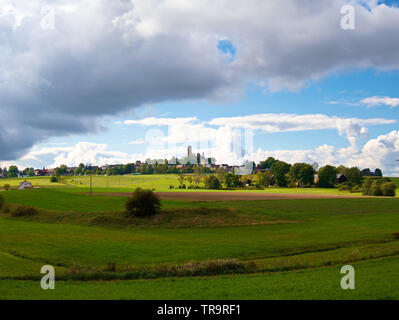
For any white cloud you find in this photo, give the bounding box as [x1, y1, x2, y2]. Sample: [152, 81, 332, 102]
[128, 138, 145, 145]
[360, 96, 399, 108]
[2, 0, 399, 160]
[5, 129, 399, 176]
[124, 117, 198, 127]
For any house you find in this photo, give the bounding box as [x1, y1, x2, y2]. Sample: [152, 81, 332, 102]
[34, 169, 48, 176]
[337, 174, 347, 184]
[234, 161, 255, 175]
[0, 173, 5, 179]
[17, 180, 33, 190]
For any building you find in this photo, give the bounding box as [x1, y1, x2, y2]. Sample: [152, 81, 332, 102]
[34, 169, 48, 176]
[337, 174, 347, 184]
[17, 180, 33, 190]
[234, 161, 255, 175]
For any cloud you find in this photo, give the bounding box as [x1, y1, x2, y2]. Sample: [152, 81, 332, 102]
[247, 130, 399, 176]
[5, 129, 399, 176]
[124, 117, 198, 127]
[3, 0, 399, 160]
[360, 96, 399, 108]
[121, 113, 396, 167]
[209, 113, 394, 148]
[128, 138, 145, 145]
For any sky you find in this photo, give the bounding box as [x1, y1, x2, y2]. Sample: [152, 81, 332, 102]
[1, 0, 399, 175]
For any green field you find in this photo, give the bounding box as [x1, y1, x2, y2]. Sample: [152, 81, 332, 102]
[1, 174, 364, 195]
[2, 257, 398, 300]
[1, 183, 399, 299]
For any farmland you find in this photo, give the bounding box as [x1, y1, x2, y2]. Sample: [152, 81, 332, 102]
[0, 175, 399, 299]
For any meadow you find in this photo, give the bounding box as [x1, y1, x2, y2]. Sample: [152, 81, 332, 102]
[0, 176, 398, 299]
[0, 174, 365, 195]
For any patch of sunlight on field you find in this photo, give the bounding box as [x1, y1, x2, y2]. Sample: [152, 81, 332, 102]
[64, 174, 180, 191]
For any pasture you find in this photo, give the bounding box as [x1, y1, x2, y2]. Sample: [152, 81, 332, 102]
[0, 185, 399, 299]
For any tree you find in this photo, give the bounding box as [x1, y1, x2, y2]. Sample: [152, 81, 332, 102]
[362, 178, 373, 195]
[139, 163, 153, 174]
[224, 172, 240, 187]
[55, 165, 67, 177]
[204, 175, 221, 189]
[374, 168, 383, 177]
[258, 157, 276, 169]
[337, 165, 348, 174]
[256, 170, 273, 187]
[288, 163, 315, 187]
[317, 165, 337, 188]
[22, 167, 35, 177]
[271, 161, 291, 187]
[125, 188, 162, 217]
[343, 167, 362, 186]
[215, 167, 226, 179]
[3, 184, 10, 191]
[361, 168, 372, 176]
[75, 163, 85, 175]
[381, 182, 396, 196]
[7, 165, 19, 178]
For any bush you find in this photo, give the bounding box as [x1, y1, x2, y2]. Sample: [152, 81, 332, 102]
[350, 185, 362, 193]
[0, 194, 4, 209]
[50, 176, 58, 183]
[3, 184, 10, 191]
[125, 188, 162, 217]
[370, 180, 383, 196]
[169, 185, 174, 189]
[11, 206, 38, 217]
[381, 182, 396, 197]
[362, 178, 373, 195]
[338, 182, 352, 191]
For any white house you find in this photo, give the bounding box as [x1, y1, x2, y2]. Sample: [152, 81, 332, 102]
[17, 180, 33, 190]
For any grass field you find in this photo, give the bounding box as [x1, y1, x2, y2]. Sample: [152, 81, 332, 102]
[0, 184, 399, 299]
[0, 174, 368, 196]
[2, 257, 399, 299]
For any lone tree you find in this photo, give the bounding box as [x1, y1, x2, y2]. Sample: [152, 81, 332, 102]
[125, 188, 162, 217]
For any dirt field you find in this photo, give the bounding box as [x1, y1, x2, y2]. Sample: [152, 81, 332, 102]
[85, 191, 366, 201]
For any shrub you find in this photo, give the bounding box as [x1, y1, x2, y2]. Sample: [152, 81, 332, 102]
[0, 194, 4, 209]
[125, 188, 162, 217]
[3, 184, 10, 191]
[362, 178, 373, 195]
[169, 185, 174, 189]
[11, 206, 38, 217]
[370, 180, 383, 196]
[50, 176, 58, 183]
[350, 185, 362, 193]
[338, 182, 352, 191]
[381, 182, 396, 197]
